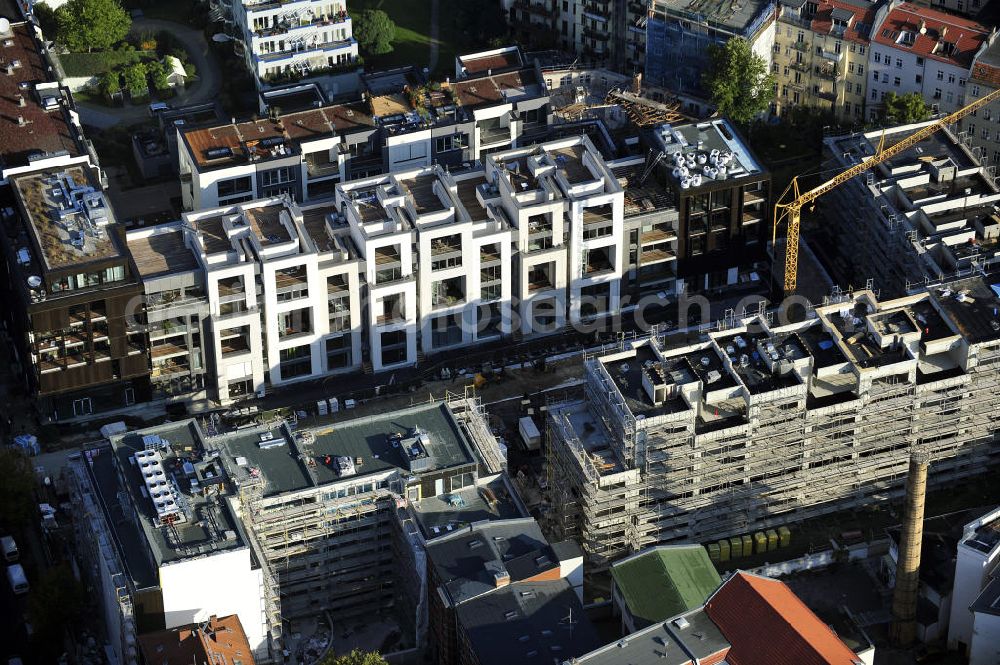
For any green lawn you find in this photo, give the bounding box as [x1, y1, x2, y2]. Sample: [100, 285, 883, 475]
[351, 0, 435, 72]
[350, 0, 506, 76]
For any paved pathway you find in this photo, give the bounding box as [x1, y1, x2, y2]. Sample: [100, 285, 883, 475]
[427, 0, 441, 73]
[77, 17, 222, 127]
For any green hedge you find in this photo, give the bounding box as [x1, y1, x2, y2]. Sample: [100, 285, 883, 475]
[60, 49, 155, 77]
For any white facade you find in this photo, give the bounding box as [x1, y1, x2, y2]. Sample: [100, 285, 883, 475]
[184, 197, 363, 403]
[481, 136, 625, 335]
[948, 506, 1000, 653]
[158, 545, 267, 661]
[232, 0, 359, 85]
[866, 44, 970, 118]
[968, 604, 1000, 665]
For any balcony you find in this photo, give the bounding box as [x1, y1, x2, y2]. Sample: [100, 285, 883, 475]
[818, 49, 843, 62]
[152, 359, 190, 379]
[479, 126, 512, 146]
[642, 247, 677, 263]
[304, 151, 341, 178]
[790, 41, 808, 52]
[641, 227, 677, 244]
[255, 11, 349, 39]
[513, 0, 556, 18]
[815, 65, 841, 81]
[256, 38, 356, 64]
[816, 89, 837, 102]
[789, 60, 810, 73]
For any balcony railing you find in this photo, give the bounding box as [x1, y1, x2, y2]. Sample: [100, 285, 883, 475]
[255, 11, 349, 39]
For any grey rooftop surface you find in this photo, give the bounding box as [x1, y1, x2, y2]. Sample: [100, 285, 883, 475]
[91, 420, 247, 589]
[652, 0, 774, 33]
[971, 576, 1000, 617]
[455, 578, 601, 665]
[210, 402, 477, 497]
[572, 607, 729, 665]
[411, 475, 526, 539]
[426, 518, 555, 606]
[929, 277, 1000, 345]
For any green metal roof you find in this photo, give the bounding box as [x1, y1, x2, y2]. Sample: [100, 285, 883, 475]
[610, 545, 721, 626]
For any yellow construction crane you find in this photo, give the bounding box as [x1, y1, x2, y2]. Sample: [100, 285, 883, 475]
[773, 86, 1000, 295]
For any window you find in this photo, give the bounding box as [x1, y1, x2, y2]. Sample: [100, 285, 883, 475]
[793, 91, 800, 103]
[937, 70, 944, 81]
[857, 65, 863, 76]
[968, 123, 976, 136]
[972, 84, 981, 96]
[985, 109, 992, 121]
[835, 41, 841, 54]
[946, 91, 953, 103]
[894, 77, 900, 87]
[873, 72, 879, 82]
[217, 176, 252, 198]
[934, 88, 942, 99]
[772, 62, 779, 73]
[959, 78, 966, 87]
[261, 166, 294, 186]
[844, 102, 851, 114]
[871, 90, 877, 101]
[797, 31, 804, 42]
[848, 63, 855, 74]
[896, 58, 902, 68]
[859, 45, 865, 55]
[982, 128, 989, 139]
[434, 134, 467, 153]
[993, 150, 1000, 164]
[948, 73, 956, 84]
[874, 52, 881, 63]
[916, 74, 922, 84]
[916, 57, 924, 66]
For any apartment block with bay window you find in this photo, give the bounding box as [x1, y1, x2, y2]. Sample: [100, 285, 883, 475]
[182, 197, 362, 403]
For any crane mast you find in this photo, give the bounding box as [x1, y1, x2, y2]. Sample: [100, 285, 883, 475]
[773, 86, 1000, 295]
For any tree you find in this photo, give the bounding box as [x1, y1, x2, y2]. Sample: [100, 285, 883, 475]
[703, 37, 775, 125]
[882, 92, 931, 125]
[318, 650, 389, 665]
[0, 448, 35, 528]
[55, 0, 131, 53]
[354, 9, 396, 56]
[28, 564, 87, 663]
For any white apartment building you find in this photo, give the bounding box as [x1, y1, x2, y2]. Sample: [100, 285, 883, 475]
[480, 135, 626, 335]
[182, 197, 363, 402]
[867, 2, 989, 119]
[336, 166, 515, 371]
[230, 0, 359, 89]
[177, 103, 378, 211]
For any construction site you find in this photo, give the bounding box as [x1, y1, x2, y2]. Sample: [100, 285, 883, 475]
[68, 392, 507, 664]
[545, 276, 1000, 570]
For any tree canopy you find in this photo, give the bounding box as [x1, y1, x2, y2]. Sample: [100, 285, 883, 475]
[319, 650, 389, 665]
[881, 92, 931, 125]
[0, 448, 35, 528]
[703, 37, 775, 125]
[353, 9, 396, 56]
[55, 0, 131, 53]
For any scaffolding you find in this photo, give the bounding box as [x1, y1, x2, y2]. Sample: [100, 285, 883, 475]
[546, 296, 1000, 566]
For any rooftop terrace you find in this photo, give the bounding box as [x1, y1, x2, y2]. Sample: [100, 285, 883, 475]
[14, 165, 122, 271]
[127, 228, 199, 278]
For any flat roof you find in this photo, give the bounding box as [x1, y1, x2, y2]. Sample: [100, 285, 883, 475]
[426, 518, 555, 605]
[181, 103, 374, 170]
[452, 68, 544, 108]
[611, 545, 722, 626]
[971, 575, 1000, 617]
[658, 120, 764, 191]
[651, 0, 775, 33]
[455, 175, 490, 221]
[0, 23, 82, 169]
[458, 49, 523, 76]
[243, 204, 292, 246]
[90, 420, 247, 588]
[964, 507, 1000, 553]
[411, 476, 525, 539]
[127, 228, 199, 278]
[573, 607, 729, 665]
[398, 173, 448, 214]
[930, 277, 1000, 345]
[212, 403, 477, 496]
[13, 165, 123, 270]
[611, 162, 676, 218]
[455, 578, 602, 665]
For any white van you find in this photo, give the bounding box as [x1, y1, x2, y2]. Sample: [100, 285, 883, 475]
[6, 563, 28, 595]
[1, 536, 18, 562]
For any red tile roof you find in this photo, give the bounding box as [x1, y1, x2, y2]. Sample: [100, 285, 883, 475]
[806, 0, 876, 44]
[459, 50, 523, 75]
[0, 22, 81, 169]
[705, 572, 859, 665]
[872, 2, 990, 69]
[138, 614, 255, 665]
